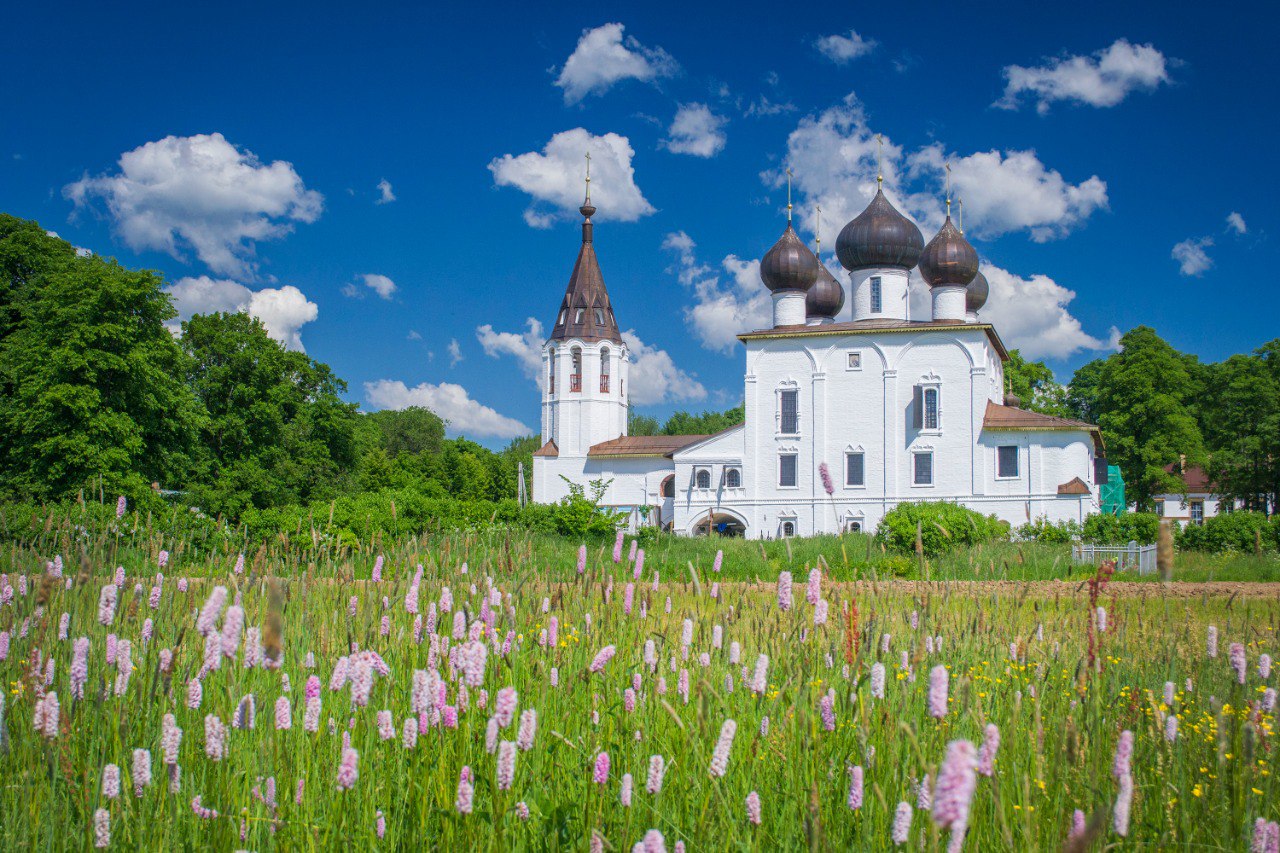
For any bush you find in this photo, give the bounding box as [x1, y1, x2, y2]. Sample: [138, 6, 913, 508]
[875, 502, 1009, 557]
[1177, 511, 1275, 554]
[1017, 517, 1081, 544]
[1082, 512, 1159, 545]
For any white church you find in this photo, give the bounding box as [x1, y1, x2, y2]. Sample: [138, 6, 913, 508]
[531, 175, 1106, 539]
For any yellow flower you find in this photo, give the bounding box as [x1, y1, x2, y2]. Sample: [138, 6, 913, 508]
[1192, 785, 1203, 798]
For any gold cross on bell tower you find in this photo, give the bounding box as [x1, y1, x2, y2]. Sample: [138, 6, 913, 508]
[584, 151, 592, 204]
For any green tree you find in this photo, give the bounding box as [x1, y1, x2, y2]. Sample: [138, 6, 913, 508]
[181, 311, 359, 516]
[661, 405, 745, 435]
[1002, 350, 1073, 417]
[0, 218, 199, 501]
[1200, 341, 1280, 513]
[365, 407, 445, 458]
[1090, 327, 1204, 510]
[628, 412, 660, 436]
[1065, 358, 1106, 423]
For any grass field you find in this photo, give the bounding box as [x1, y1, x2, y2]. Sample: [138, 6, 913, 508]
[1, 528, 1277, 850]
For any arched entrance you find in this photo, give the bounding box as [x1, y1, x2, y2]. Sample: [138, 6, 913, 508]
[692, 509, 748, 537]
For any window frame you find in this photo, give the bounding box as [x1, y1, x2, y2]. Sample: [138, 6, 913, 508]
[846, 351, 862, 371]
[778, 453, 798, 489]
[694, 468, 712, 490]
[781, 520, 796, 538]
[574, 308, 584, 324]
[723, 467, 742, 489]
[1189, 500, 1204, 525]
[844, 451, 865, 488]
[912, 451, 934, 487]
[869, 276, 882, 314]
[778, 388, 800, 435]
[996, 445, 1020, 480]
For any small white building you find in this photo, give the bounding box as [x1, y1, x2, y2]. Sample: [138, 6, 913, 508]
[533, 181, 1106, 538]
[1152, 463, 1226, 526]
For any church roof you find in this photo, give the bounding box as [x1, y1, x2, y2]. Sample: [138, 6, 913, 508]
[548, 204, 623, 345]
[587, 434, 711, 458]
[737, 318, 1011, 361]
[532, 440, 559, 458]
[983, 401, 1103, 449]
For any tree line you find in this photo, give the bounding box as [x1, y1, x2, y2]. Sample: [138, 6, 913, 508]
[1, 213, 1275, 520]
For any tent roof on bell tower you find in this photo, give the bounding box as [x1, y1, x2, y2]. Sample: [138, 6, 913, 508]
[549, 156, 623, 346]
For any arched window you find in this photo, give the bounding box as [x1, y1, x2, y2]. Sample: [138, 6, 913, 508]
[782, 520, 795, 537]
[725, 468, 741, 488]
[547, 346, 557, 394]
[574, 308, 584, 324]
[594, 308, 605, 325]
[570, 347, 582, 392]
[600, 347, 611, 392]
[695, 469, 711, 489]
[660, 476, 675, 498]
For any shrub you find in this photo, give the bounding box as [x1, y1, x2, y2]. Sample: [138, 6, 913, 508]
[1017, 517, 1081, 544]
[875, 502, 1009, 557]
[1082, 512, 1159, 545]
[1177, 511, 1275, 554]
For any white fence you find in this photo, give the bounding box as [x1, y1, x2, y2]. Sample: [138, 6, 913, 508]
[1071, 541, 1157, 576]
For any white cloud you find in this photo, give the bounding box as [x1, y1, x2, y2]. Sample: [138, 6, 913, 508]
[815, 30, 877, 64]
[554, 23, 677, 104]
[908, 146, 1108, 242]
[448, 338, 463, 367]
[978, 264, 1119, 360]
[364, 380, 528, 439]
[489, 128, 655, 228]
[64, 133, 322, 278]
[477, 318, 546, 387]
[1226, 212, 1247, 235]
[407, 330, 422, 341]
[661, 104, 728, 158]
[664, 230, 772, 354]
[164, 275, 318, 351]
[996, 39, 1171, 114]
[362, 273, 398, 299]
[744, 96, 797, 118]
[375, 178, 396, 204]
[1172, 237, 1213, 276]
[621, 330, 707, 405]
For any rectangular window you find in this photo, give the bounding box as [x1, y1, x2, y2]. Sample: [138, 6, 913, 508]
[779, 389, 799, 434]
[870, 276, 882, 313]
[997, 445, 1019, 478]
[913, 452, 933, 486]
[845, 452, 865, 487]
[847, 352, 861, 370]
[779, 454, 797, 487]
[1190, 500, 1204, 525]
[923, 387, 939, 430]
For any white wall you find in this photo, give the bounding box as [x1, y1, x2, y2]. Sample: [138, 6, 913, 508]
[540, 339, 628, 456]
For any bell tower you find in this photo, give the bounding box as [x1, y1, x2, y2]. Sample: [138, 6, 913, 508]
[540, 155, 629, 457]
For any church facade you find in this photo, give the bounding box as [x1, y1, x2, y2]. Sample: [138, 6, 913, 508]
[532, 180, 1105, 539]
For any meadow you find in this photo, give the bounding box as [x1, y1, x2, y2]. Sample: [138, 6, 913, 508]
[1, 518, 1278, 851]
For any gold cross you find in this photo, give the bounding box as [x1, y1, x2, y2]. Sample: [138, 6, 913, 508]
[875, 134, 883, 187]
[584, 151, 592, 204]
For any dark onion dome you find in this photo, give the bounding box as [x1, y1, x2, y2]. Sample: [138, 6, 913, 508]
[919, 215, 979, 288]
[806, 263, 845, 318]
[835, 187, 925, 271]
[966, 269, 989, 313]
[760, 223, 820, 293]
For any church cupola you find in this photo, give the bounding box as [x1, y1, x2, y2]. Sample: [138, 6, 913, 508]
[805, 211, 844, 324]
[965, 269, 988, 323]
[540, 155, 630, 457]
[919, 194, 978, 322]
[760, 169, 819, 327]
[837, 156, 923, 322]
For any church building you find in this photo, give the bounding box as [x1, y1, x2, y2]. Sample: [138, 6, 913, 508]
[531, 172, 1106, 539]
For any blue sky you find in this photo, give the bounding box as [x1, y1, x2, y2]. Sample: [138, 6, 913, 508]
[4, 0, 1275, 445]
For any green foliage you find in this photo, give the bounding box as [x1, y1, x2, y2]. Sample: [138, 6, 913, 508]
[660, 405, 744, 435]
[876, 501, 1009, 557]
[365, 407, 446, 457]
[1081, 511, 1160, 545]
[1175, 511, 1279, 554]
[0, 218, 201, 504]
[1198, 341, 1280, 514]
[1003, 350, 1073, 417]
[551, 477, 625, 539]
[1086, 327, 1205, 510]
[1017, 516, 1082, 544]
[180, 311, 360, 517]
[627, 412, 660, 436]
